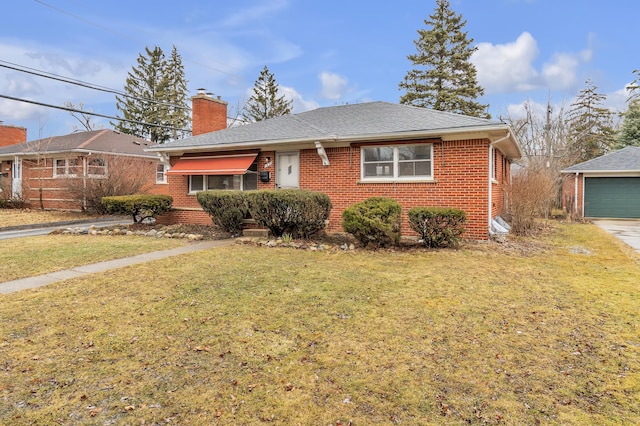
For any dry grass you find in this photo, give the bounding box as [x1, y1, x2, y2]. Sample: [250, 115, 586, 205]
[0, 235, 188, 282]
[0, 209, 100, 228]
[0, 223, 639, 425]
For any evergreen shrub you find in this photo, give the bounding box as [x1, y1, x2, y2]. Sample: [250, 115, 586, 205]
[245, 189, 331, 238]
[102, 194, 173, 223]
[408, 206, 466, 248]
[197, 190, 248, 234]
[342, 197, 401, 248]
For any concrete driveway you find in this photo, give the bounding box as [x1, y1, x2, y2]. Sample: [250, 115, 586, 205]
[593, 219, 640, 253]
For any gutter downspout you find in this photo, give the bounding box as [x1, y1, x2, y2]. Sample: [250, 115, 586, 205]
[488, 131, 510, 236]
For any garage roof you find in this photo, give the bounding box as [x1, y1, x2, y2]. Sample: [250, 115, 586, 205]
[562, 146, 640, 173]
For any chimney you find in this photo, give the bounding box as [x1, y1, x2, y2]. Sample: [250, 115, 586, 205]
[0, 123, 27, 147]
[191, 89, 228, 136]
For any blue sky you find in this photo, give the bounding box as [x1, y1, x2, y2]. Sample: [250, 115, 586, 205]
[1, 0, 637, 140]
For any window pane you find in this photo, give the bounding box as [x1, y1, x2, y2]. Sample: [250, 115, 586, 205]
[364, 147, 393, 162]
[207, 175, 241, 190]
[190, 175, 204, 192]
[244, 172, 258, 190]
[399, 160, 431, 177]
[55, 159, 66, 175]
[364, 162, 394, 177]
[398, 145, 431, 160]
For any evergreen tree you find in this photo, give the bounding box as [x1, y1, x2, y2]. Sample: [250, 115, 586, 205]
[165, 45, 191, 140]
[112, 45, 189, 143]
[614, 101, 640, 148]
[566, 79, 616, 162]
[399, 0, 489, 118]
[242, 65, 292, 122]
[628, 69, 639, 103]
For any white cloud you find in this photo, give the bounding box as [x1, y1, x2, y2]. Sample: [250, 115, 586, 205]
[219, 0, 289, 28]
[473, 32, 594, 95]
[319, 71, 348, 100]
[473, 32, 540, 93]
[280, 85, 319, 112]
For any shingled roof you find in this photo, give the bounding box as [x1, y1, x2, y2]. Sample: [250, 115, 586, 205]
[0, 129, 156, 159]
[148, 101, 520, 159]
[562, 146, 640, 173]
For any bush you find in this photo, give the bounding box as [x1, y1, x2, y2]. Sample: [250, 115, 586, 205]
[408, 207, 466, 248]
[197, 190, 248, 234]
[342, 197, 401, 248]
[245, 189, 332, 238]
[102, 194, 173, 223]
[507, 165, 557, 235]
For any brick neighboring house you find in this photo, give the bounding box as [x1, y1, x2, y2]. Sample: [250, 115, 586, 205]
[0, 129, 164, 210]
[561, 146, 640, 219]
[148, 94, 521, 240]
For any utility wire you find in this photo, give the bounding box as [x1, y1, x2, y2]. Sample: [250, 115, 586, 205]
[0, 94, 190, 132]
[0, 60, 190, 110]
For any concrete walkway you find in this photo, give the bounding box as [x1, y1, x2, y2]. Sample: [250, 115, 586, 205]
[593, 219, 640, 253]
[0, 239, 234, 295]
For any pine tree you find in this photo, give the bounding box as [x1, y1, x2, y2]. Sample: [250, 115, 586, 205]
[112, 46, 189, 143]
[399, 0, 489, 118]
[615, 101, 640, 149]
[242, 66, 292, 122]
[566, 79, 616, 162]
[165, 45, 191, 140]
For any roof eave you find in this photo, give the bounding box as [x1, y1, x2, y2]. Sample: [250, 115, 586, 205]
[147, 124, 522, 160]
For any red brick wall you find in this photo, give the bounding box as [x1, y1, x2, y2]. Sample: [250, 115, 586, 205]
[0, 125, 26, 147]
[159, 139, 505, 239]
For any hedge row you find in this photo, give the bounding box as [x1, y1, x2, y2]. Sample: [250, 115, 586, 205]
[197, 189, 332, 238]
[102, 194, 173, 223]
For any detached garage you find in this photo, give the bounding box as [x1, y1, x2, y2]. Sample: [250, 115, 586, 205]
[562, 146, 640, 219]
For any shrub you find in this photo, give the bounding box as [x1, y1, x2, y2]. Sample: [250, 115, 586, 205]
[102, 194, 173, 223]
[342, 197, 401, 248]
[507, 165, 557, 235]
[408, 207, 466, 248]
[197, 190, 248, 234]
[245, 189, 331, 238]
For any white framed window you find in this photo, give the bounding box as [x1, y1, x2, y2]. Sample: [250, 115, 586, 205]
[361, 144, 433, 181]
[87, 158, 107, 177]
[490, 146, 497, 181]
[54, 158, 79, 177]
[188, 172, 258, 193]
[156, 163, 167, 184]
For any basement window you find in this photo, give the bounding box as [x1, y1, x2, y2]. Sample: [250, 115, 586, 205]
[361, 144, 433, 181]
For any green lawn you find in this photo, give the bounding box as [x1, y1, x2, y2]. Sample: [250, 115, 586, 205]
[0, 209, 100, 228]
[0, 235, 188, 282]
[0, 223, 638, 425]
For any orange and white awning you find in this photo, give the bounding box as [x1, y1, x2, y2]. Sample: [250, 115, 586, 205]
[166, 153, 257, 175]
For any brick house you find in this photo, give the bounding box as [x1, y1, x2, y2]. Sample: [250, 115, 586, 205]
[0, 129, 162, 210]
[148, 94, 521, 240]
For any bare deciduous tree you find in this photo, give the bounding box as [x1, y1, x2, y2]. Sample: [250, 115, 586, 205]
[62, 155, 156, 213]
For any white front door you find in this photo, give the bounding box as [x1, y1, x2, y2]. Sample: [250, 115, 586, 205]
[11, 157, 22, 198]
[276, 151, 300, 189]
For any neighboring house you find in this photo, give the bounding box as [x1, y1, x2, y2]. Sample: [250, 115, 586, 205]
[147, 94, 521, 240]
[0, 129, 163, 210]
[562, 146, 640, 218]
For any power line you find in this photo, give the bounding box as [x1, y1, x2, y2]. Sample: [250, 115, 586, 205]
[0, 94, 190, 132]
[0, 60, 190, 110]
